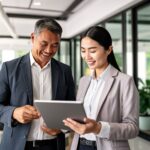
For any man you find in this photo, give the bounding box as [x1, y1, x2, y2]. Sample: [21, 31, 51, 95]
[0, 18, 75, 150]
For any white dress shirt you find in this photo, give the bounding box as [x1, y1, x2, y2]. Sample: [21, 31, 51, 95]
[27, 52, 56, 141]
[81, 65, 111, 141]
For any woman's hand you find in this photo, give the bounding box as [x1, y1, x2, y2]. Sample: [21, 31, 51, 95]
[63, 117, 101, 135]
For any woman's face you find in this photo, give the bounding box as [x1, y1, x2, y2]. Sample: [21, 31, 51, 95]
[81, 37, 111, 71]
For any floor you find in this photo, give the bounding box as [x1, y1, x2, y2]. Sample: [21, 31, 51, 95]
[67, 137, 150, 150]
[0, 131, 150, 150]
[129, 137, 150, 150]
[67, 135, 150, 150]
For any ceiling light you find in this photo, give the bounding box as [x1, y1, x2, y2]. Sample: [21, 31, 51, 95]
[33, 2, 41, 6]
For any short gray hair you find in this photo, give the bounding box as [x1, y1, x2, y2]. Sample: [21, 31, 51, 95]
[34, 18, 62, 36]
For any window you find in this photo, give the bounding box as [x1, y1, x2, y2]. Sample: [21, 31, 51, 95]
[138, 4, 150, 82]
[59, 40, 70, 65]
[126, 11, 133, 76]
[106, 15, 123, 71]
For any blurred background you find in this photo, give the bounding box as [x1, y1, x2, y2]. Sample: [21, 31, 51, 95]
[0, 0, 149, 149]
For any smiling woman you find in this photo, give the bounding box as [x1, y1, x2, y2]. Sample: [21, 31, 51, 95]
[80, 26, 120, 77]
[81, 37, 111, 77]
[63, 26, 139, 150]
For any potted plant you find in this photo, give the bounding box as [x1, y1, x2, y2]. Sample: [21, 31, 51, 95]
[138, 79, 150, 130]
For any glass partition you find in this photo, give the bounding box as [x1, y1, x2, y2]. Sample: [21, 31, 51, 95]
[126, 11, 133, 76]
[75, 37, 81, 84]
[106, 15, 123, 71]
[59, 40, 70, 66]
[137, 3, 150, 138]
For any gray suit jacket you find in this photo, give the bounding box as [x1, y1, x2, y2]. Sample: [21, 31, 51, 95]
[71, 65, 139, 150]
[0, 53, 75, 150]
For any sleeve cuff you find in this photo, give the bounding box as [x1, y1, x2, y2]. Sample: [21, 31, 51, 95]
[95, 121, 110, 138]
[11, 107, 19, 127]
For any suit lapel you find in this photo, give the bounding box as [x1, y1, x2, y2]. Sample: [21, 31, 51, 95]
[21, 56, 58, 103]
[51, 59, 59, 99]
[95, 78, 114, 120]
[77, 76, 91, 102]
[21, 54, 33, 104]
[96, 66, 118, 120]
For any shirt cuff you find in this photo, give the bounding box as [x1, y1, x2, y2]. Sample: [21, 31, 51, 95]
[95, 121, 110, 138]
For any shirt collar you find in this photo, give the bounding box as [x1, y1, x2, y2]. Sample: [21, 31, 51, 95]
[91, 64, 111, 80]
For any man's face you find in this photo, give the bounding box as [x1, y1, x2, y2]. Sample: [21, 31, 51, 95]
[31, 28, 61, 68]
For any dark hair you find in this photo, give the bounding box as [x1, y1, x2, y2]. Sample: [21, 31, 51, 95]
[81, 26, 120, 71]
[34, 18, 62, 36]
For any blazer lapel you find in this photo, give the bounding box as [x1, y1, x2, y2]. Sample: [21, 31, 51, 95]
[51, 59, 59, 99]
[96, 66, 118, 120]
[76, 76, 91, 102]
[21, 54, 33, 104]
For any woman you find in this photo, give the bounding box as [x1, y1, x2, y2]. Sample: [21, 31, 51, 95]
[63, 26, 139, 150]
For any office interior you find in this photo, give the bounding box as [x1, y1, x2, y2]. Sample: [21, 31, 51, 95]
[0, 0, 150, 149]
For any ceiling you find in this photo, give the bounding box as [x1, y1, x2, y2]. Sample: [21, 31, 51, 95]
[0, 0, 145, 40]
[0, 0, 89, 38]
[1, 0, 86, 20]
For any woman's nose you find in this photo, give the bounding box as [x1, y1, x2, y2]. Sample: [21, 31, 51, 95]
[85, 52, 91, 59]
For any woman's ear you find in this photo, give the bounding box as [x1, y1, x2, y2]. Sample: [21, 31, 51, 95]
[107, 46, 113, 55]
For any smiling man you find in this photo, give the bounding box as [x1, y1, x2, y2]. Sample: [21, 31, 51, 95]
[0, 18, 75, 150]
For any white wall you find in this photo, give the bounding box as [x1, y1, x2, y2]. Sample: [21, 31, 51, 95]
[63, 0, 143, 38]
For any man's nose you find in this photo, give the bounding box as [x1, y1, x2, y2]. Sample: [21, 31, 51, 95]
[45, 45, 52, 53]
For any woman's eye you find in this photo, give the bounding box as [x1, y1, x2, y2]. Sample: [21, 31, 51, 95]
[90, 51, 96, 53]
[81, 50, 85, 53]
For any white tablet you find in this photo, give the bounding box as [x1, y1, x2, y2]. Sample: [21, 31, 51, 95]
[34, 100, 86, 130]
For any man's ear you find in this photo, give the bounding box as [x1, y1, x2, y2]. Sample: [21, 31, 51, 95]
[31, 33, 34, 43]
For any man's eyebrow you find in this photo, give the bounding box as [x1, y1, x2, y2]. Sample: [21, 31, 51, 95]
[41, 40, 47, 43]
[53, 42, 59, 45]
[40, 41, 59, 44]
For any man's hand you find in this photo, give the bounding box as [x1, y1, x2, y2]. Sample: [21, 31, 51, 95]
[13, 105, 41, 124]
[41, 125, 61, 136]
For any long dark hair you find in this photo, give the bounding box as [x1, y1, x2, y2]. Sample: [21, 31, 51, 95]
[81, 26, 120, 71]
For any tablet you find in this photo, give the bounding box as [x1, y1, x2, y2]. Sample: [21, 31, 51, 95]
[34, 100, 86, 130]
